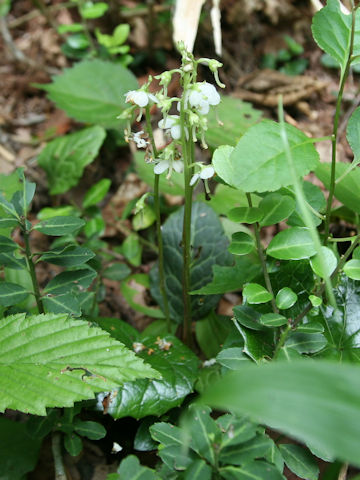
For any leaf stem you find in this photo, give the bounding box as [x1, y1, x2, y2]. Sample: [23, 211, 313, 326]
[145, 106, 171, 331]
[246, 193, 278, 314]
[52, 432, 67, 480]
[273, 323, 291, 359]
[323, 5, 356, 244]
[23, 226, 44, 314]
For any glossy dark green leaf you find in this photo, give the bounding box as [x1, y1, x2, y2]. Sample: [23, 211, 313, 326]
[228, 232, 254, 255]
[134, 418, 158, 452]
[202, 360, 360, 468]
[103, 262, 131, 281]
[95, 316, 139, 349]
[220, 460, 285, 480]
[243, 283, 273, 304]
[279, 444, 319, 480]
[259, 313, 288, 328]
[267, 227, 316, 260]
[310, 246, 337, 278]
[184, 459, 212, 480]
[343, 259, 360, 280]
[96, 335, 199, 419]
[64, 433, 83, 456]
[216, 348, 250, 370]
[233, 305, 264, 331]
[259, 193, 295, 227]
[150, 203, 232, 323]
[37, 126, 106, 195]
[0, 218, 19, 229]
[73, 420, 106, 440]
[0, 417, 42, 480]
[83, 179, 111, 208]
[213, 120, 319, 193]
[42, 293, 81, 316]
[0, 282, 28, 306]
[40, 246, 95, 266]
[44, 268, 96, 295]
[191, 256, 261, 295]
[185, 405, 220, 465]
[227, 207, 263, 224]
[34, 216, 85, 236]
[0, 236, 19, 253]
[285, 332, 327, 354]
[236, 324, 274, 362]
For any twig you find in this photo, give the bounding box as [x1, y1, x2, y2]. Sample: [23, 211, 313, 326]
[51, 432, 67, 480]
[8, 2, 75, 29]
[338, 463, 348, 480]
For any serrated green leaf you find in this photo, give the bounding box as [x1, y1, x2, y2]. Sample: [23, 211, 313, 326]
[73, 420, 106, 440]
[37, 59, 137, 129]
[0, 313, 159, 415]
[227, 207, 263, 224]
[40, 246, 95, 266]
[0, 282, 28, 306]
[34, 216, 85, 235]
[42, 293, 81, 316]
[343, 259, 360, 280]
[37, 126, 106, 195]
[267, 227, 316, 260]
[276, 287, 298, 310]
[83, 178, 111, 208]
[259, 193, 296, 227]
[316, 162, 360, 213]
[279, 444, 319, 480]
[221, 461, 285, 480]
[96, 335, 198, 419]
[228, 232, 254, 255]
[259, 313, 288, 327]
[150, 203, 232, 323]
[44, 268, 96, 295]
[213, 120, 319, 193]
[243, 283, 273, 304]
[0, 417, 42, 480]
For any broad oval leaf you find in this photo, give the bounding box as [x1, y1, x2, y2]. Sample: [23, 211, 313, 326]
[213, 120, 319, 193]
[216, 348, 250, 370]
[37, 59, 138, 129]
[276, 287, 298, 310]
[201, 360, 360, 468]
[310, 246, 337, 278]
[34, 216, 85, 236]
[279, 444, 319, 480]
[227, 207, 263, 224]
[40, 246, 95, 266]
[343, 259, 360, 280]
[37, 126, 106, 195]
[267, 227, 316, 260]
[82, 178, 111, 208]
[243, 283, 273, 304]
[259, 313, 288, 328]
[96, 335, 199, 419]
[220, 461, 285, 480]
[259, 193, 295, 227]
[0, 282, 28, 307]
[44, 268, 96, 295]
[228, 232, 254, 255]
[285, 332, 327, 354]
[0, 313, 159, 415]
[0, 235, 19, 252]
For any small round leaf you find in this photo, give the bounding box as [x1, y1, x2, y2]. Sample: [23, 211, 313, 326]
[227, 207, 263, 224]
[260, 313, 288, 327]
[276, 287, 298, 310]
[343, 259, 360, 280]
[243, 283, 273, 304]
[228, 232, 254, 255]
[310, 246, 337, 278]
[267, 227, 316, 260]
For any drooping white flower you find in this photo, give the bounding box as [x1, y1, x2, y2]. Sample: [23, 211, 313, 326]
[187, 82, 220, 116]
[125, 90, 157, 107]
[190, 164, 215, 186]
[158, 115, 182, 140]
[154, 158, 183, 176]
[132, 131, 148, 148]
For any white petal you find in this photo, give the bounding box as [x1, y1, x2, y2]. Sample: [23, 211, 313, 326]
[199, 82, 220, 105]
[189, 90, 203, 107]
[158, 116, 177, 129]
[198, 100, 210, 115]
[134, 91, 149, 107]
[171, 124, 181, 140]
[173, 160, 184, 173]
[154, 160, 169, 174]
[147, 93, 158, 103]
[200, 165, 215, 179]
[190, 173, 200, 186]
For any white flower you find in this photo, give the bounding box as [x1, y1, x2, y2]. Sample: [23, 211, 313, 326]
[158, 115, 182, 140]
[187, 82, 220, 116]
[154, 158, 183, 176]
[133, 131, 147, 148]
[190, 164, 215, 186]
[125, 90, 157, 107]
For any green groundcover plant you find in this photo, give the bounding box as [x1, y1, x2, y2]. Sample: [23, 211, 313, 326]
[2, 1, 360, 479]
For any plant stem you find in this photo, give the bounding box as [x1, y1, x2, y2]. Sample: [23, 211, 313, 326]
[246, 193, 278, 314]
[145, 107, 171, 331]
[52, 432, 67, 480]
[23, 228, 44, 314]
[323, 5, 356, 245]
[273, 323, 291, 359]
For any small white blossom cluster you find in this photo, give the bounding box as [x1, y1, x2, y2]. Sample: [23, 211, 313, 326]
[122, 48, 224, 185]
